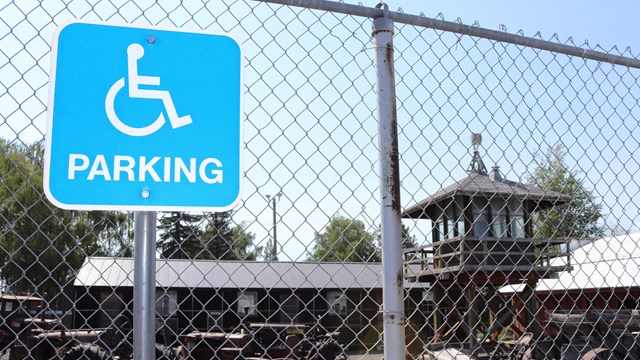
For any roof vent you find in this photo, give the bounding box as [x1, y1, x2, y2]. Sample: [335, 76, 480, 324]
[489, 165, 503, 181]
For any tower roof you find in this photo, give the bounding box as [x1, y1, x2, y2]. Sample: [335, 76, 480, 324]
[404, 134, 572, 219]
[402, 170, 572, 219]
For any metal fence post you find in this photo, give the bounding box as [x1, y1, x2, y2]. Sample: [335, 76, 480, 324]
[372, 2, 406, 359]
[134, 211, 157, 360]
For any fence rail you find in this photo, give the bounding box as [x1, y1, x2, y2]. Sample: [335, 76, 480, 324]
[257, 0, 640, 68]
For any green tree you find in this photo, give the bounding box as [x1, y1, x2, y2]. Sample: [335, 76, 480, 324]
[157, 210, 259, 260]
[201, 211, 259, 260]
[73, 211, 133, 257]
[375, 223, 417, 249]
[157, 212, 204, 259]
[401, 223, 418, 249]
[0, 140, 129, 296]
[309, 216, 381, 262]
[527, 144, 605, 240]
[260, 238, 275, 261]
[200, 211, 232, 259]
[229, 222, 259, 260]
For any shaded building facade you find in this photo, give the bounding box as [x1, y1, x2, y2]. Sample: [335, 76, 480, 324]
[73, 257, 429, 350]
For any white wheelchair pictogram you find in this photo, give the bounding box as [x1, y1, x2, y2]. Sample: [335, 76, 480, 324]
[105, 43, 192, 136]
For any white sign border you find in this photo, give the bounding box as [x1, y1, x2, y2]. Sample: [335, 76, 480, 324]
[44, 19, 245, 212]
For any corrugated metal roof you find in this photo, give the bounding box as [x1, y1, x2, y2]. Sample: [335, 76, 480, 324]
[74, 257, 417, 290]
[502, 233, 640, 293]
[402, 171, 571, 219]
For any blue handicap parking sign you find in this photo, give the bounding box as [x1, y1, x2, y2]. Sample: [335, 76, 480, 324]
[45, 20, 243, 211]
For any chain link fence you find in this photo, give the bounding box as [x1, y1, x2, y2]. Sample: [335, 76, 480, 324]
[1, 0, 639, 359]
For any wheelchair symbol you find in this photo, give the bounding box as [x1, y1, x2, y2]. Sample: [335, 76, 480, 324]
[105, 43, 192, 136]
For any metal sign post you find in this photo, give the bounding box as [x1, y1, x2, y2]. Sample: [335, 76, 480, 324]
[133, 211, 157, 360]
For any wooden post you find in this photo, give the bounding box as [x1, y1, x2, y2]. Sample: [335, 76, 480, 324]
[432, 284, 444, 344]
[486, 286, 501, 341]
[525, 281, 542, 337]
[466, 284, 478, 347]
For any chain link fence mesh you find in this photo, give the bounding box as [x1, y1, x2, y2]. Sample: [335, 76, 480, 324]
[1, 0, 639, 359]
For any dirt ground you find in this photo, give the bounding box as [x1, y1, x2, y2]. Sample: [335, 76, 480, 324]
[347, 350, 384, 360]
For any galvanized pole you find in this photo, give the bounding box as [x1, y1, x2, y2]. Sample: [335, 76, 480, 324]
[133, 211, 157, 360]
[372, 3, 405, 359]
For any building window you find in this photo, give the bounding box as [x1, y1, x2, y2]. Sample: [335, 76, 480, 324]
[444, 219, 457, 239]
[511, 215, 526, 238]
[490, 198, 510, 238]
[473, 198, 526, 238]
[436, 220, 446, 241]
[156, 289, 177, 318]
[472, 198, 490, 237]
[434, 203, 465, 241]
[491, 214, 508, 238]
[473, 212, 490, 237]
[327, 291, 348, 316]
[237, 291, 257, 316]
[421, 290, 434, 314]
[510, 202, 526, 238]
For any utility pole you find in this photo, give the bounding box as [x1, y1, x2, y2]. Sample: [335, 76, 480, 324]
[266, 192, 282, 261]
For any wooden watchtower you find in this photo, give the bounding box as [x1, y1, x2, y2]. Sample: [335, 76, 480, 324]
[403, 135, 572, 351]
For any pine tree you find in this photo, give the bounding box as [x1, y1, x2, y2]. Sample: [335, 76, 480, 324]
[201, 212, 233, 259]
[157, 212, 204, 259]
[201, 211, 259, 260]
[527, 144, 604, 240]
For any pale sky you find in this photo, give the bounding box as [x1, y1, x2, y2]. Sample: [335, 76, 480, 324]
[249, 0, 640, 258]
[1, 0, 638, 260]
[355, 0, 639, 53]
